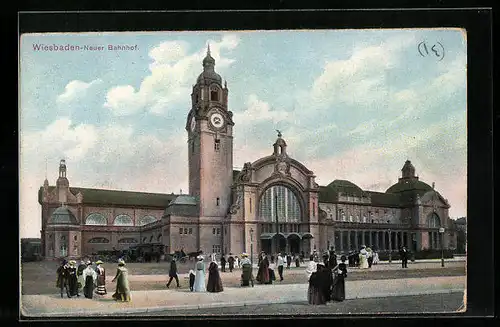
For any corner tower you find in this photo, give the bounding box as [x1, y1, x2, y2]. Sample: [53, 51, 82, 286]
[186, 44, 234, 219]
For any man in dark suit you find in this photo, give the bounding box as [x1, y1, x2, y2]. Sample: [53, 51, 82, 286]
[220, 254, 226, 272]
[399, 246, 409, 268]
[228, 254, 235, 272]
[166, 258, 180, 288]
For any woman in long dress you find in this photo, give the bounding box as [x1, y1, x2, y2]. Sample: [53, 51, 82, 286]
[94, 260, 107, 295]
[240, 253, 254, 287]
[308, 262, 329, 305]
[256, 253, 270, 284]
[82, 262, 97, 299]
[67, 260, 79, 297]
[193, 255, 206, 292]
[331, 255, 348, 302]
[206, 261, 223, 292]
[359, 246, 369, 269]
[112, 259, 131, 302]
[372, 250, 380, 265]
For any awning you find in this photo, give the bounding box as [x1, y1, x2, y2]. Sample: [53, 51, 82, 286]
[285, 232, 302, 239]
[260, 232, 287, 240]
[260, 233, 275, 240]
[300, 232, 314, 239]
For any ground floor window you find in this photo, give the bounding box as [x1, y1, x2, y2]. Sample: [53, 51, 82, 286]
[212, 245, 221, 253]
[60, 244, 67, 257]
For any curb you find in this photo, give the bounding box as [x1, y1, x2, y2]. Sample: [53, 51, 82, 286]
[23, 288, 465, 317]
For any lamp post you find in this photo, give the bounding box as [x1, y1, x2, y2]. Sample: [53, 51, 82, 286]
[250, 227, 254, 266]
[388, 229, 392, 264]
[275, 194, 279, 255]
[439, 227, 445, 267]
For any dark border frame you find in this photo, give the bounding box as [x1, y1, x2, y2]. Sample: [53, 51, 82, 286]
[13, 7, 494, 323]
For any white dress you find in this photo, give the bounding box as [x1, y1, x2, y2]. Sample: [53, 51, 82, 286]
[359, 249, 369, 269]
[193, 261, 206, 292]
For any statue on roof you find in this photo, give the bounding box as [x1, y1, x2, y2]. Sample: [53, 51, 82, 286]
[276, 129, 282, 138]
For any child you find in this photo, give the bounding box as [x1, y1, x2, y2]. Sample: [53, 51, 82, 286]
[189, 270, 195, 291]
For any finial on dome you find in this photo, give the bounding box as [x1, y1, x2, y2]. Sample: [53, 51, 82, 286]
[207, 43, 211, 55]
[276, 129, 282, 138]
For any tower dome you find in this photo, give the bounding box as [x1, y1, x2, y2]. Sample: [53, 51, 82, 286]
[197, 44, 222, 84]
[48, 206, 78, 225]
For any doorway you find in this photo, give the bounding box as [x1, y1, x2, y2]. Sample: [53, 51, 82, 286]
[288, 235, 301, 254]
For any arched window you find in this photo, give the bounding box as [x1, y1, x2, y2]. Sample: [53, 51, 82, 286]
[114, 214, 133, 226]
[137, 215, 157, 226]
[88, 237, 110, 243]
[85, 213, 107, 226]
[427, 213, 441, 228]
[258, 185, 301, 222]
[210, 86, 219, 101]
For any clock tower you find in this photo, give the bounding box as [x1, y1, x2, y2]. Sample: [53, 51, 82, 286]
[186, 44, 234, 221]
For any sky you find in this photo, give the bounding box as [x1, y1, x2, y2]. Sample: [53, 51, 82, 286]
[19, 29, 467, 238]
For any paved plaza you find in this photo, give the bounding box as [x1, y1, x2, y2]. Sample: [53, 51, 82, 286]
[20, 258, 466, 317]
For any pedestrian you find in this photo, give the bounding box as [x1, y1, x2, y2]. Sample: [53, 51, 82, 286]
[228, 254, 235, 272]
[220, 254, 226, 272]
[166, 258, 180, 288]
[94, 260, 107, 296]
[111, 259, 131, 302]
[67, 260, 79, 297]
[76, 260, 86, 295]
[300, 251, 305, 263]
[328, 248, 337, 270]
[277, 252, 284, 281]
[56, 260, 71, 298]
[188, 270, 196, 291]
[256, 252, 270, 284]
[82, 261, 97, 299]
[305, 254, 317, 281]
[331, 255, 348, 302]
[399, 246, 409, 268]
[372, 250, 380, 265]
[267, 259, 276, 284]
[366, 247, 374, 268]
[308, 262, 330, 305]
[286, 253, 292, 269]
[322, 251, 329, 267]
[207, 261, 224, 292]
[240, 253, 254, 287]
[295, 254, 300, 267]
[359, 246, 369, 269]
[193, 255, 206, 292]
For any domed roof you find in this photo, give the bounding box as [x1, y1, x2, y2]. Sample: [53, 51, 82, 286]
[48, 206, 78, 225]
[326, 180, 366, 197]
[386, 179, 433, 194]
[197, 44, 222, 84]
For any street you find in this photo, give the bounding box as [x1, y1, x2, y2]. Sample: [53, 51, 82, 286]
[138, 292, 465, 316]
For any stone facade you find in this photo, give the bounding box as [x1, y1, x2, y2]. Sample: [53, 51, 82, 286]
[39, 47, 458, 261]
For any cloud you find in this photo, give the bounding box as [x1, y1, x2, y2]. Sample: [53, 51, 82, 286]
[310, 36, 415, 108]
[104, 34, 241, 116]
[57, 79, 102, 104]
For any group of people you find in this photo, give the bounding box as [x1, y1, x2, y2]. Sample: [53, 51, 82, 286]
[167, 255, 224, 293]
[347, 246, 379, 269]
[56, 258, 131, 302]
[306, 249, 348, 305]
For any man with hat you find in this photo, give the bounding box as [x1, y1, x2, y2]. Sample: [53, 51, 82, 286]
[56, 259, 71, 298]
[166, 258, 180, 288]
[94, 260, 107, 295]
[276, 252, 285, 281]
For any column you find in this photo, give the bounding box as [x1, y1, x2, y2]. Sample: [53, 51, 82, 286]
[381, 231, 386, 250]
[361, 230, 365, 247]
[369, 231, 373, 248]
[347, 231, 351, 251]
[375, 231, 380, 250]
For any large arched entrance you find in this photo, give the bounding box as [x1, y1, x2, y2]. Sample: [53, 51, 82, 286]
[258, 184, 303, 255]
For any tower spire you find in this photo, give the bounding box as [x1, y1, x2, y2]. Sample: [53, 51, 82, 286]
[207, 43, 211, 56]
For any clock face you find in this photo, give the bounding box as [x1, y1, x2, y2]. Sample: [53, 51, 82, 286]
[210, 112, 224, 129]
[190, 117, 196, 132]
